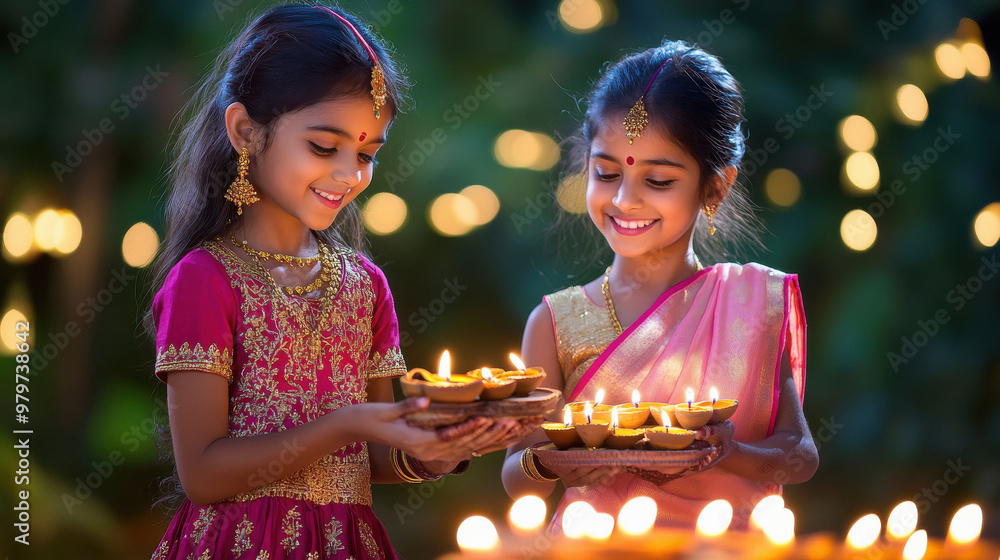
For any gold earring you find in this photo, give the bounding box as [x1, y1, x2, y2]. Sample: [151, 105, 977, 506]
[703, 204, 718, 235]
[224, 148, 259, 215]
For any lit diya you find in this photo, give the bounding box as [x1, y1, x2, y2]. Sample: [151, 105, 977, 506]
[613, 389, 651, 429]
[569, 388, 613, 424]
[648, 403, 677, 428]
[605, 406, 644, 450]
[542, 406, 583, 449]
[696, 387, 739, 424]
[469, 367, 517, 401]
[399, 350, 484, 403]
[672, 388, 712, 430]
[644, 415, 697, 450]
[502, 353, 547, 396]
[574, 401, 610, 448]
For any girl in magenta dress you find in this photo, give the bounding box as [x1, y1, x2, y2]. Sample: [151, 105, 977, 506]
[502, 41, 819, 530]
[149, 6, 524, 559]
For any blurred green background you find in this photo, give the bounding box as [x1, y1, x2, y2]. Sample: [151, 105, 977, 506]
[1, 0, 999, 558]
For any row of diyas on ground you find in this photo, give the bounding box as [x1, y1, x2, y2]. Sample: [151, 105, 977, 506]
[444, 495, 993, 560]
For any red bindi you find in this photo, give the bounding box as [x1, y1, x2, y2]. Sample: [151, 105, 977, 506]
[626, 156, 634, 166]
[359, 132, 367, 142]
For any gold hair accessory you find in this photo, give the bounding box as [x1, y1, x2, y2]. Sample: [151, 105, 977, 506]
[623, 57, 672, 144]
[704, 204, 718, 235]
[315, 6, 388, 119]
[224, 148, 259, 215]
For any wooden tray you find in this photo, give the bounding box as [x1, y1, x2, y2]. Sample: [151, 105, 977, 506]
[404, 387, 561, 429]
[532, 440, 716, 485]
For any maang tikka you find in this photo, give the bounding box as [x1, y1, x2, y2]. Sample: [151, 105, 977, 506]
[623, 57, 672, 144]
[315, 6, 387, 119]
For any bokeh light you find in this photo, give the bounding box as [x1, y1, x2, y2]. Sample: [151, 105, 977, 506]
[455, 516, 498, 551]
[0, 308, 28, 355]
[53, 210, 82, 256]
[973, 202, 1000, 248]
[895, 84, 928, 124]
[887, 501, 918, 540]
[840, 210, 878, 252]
[122, 222, 160, 268]
[696, 500, 733, 537]
[509, 495, 547, 531]
[362, 192, 408, 235]
[33, 208, 61, 251]
[839, 115, 878, 152]
[428, 193, 477, 237]
[961, 42, 991, 78]
[763, 509, 795, 546]
[460, 185, 500, 226]
[948, 504, 982, 545]
[558, 0, 603, 33]
[585, 512, 615, 540]
[617, 497, 656, 536]
[563, 501, 598, 539]
[765, 168, 802, 207]
[844, 152, 880, 191]
[556, 173, 588, 214]
[934, 42, 966, 80]
[846, 514, 881, 549]
[902, 530, 927, 560]
[3, 213, 34, 260]
[494, 129, 560, 171]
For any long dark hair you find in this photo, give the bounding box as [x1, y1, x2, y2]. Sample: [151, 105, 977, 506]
[560, 40, 761, 266]
[148, 3, 408, 510]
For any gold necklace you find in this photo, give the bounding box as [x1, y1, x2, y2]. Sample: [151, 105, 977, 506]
[602, 266, 623, 336]
[233, 234, 330, 295]
[230, 233, 322, 267]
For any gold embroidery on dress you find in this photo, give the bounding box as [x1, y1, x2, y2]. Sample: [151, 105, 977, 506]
[545, 287, 617, 396]
[325, 518, 346, 556]
[151, 540, 169, 560]
[369, 346, 405, 378]
[358, 518, 381, 558]
[306, 553, 320, 560]
[188, 506, 217, 545]
[200, 241, 381, 505]
[198, 550, 212, 560]
[231, 514, 254, 556]
[156, 341, 233, 382]
[281, 506, 301, 552]
[254, 552, 270, 560]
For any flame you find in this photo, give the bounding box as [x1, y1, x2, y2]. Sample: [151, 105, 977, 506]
[480, 367, 493, 381]
[595, 388, 606, 405]
[846, 514, 881, 549]
[584, 401, 593, 424]
[509, 495, 547, 531]
[611, 406, 619, 429]
[663, 413, 671, 429]
[763, 508, 795, 546]
[631, 389, 640, 407]
[948, 504, 982, 545]
[887, 501, 918, 540]
[586, 512, 615, 540]
[509, 352, 526, 371]
[709, 387, 719, 404]
[439, 350, 452, 381]
[563, 501, 597, 539]
[685, 387, 694, 408]
[696, 499, 733, 537]
[456, 515, 499, 551]
[750, 495, 785, 531]
[902, 530, 928, 560]
[617, 497, 657, 536]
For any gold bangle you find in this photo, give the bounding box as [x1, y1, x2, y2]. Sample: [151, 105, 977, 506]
[521, 448, 558, 483]
[391, 448, 423, 483]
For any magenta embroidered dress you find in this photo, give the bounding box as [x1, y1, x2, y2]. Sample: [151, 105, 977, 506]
[150, 239, 406, 560]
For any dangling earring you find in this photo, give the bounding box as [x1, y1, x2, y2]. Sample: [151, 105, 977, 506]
[224, 147, 259, 215]
[703, 204, 718, 235]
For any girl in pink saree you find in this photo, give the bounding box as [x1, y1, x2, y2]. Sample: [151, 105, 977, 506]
[502, 41, 818, 531]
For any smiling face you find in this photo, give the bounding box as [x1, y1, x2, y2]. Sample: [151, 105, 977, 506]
[586, 114, 706, 259]
[246, 95, 390, 231]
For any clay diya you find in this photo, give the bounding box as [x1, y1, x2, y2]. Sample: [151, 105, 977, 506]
[574, 401, 610, 448]
[647, 403, 677, 428]
[542, 406, 583, 449]
[503, 353, 547, 396]
[399, 351, 484, 403]
[470, 367, 517, 401]
[605, 407, 644, 449]
[644, 424, 697, 450]
[568, 401, 612, 425]
[614, 390, 651, 428]
[697, 388, 739, 424]
[672, 389, 712, 430]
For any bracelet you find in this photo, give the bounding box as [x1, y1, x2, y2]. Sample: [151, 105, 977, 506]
[520, 447, 559, 483]
[391, 449, 469, 483]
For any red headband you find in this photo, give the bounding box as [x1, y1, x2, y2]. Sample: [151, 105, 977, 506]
[314, 6, 388, 119]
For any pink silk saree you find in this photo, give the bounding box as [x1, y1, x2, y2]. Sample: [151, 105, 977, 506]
[553, 262, 806, 531]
